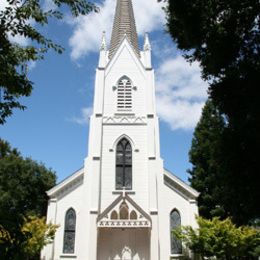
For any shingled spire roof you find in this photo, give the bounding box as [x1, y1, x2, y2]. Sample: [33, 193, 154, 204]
[109, 0, 140, 59]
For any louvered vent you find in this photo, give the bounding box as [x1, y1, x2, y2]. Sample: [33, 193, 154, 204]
[117, 77, 132, 111]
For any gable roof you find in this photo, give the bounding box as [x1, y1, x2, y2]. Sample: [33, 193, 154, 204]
[46, 167, 199, 201]
[163, 168, 199, 200]
[47, 167, 84, 198]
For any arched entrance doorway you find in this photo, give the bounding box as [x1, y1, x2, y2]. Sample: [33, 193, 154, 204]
[97, 228, 150, 260]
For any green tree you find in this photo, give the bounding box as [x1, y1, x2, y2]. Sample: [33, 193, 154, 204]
[0, 139, 56, 259]
[0, 225, 12, 257]
[0, 0, 97, 124]
[188, 100, 226, 219]
[174, 217, 260, 260]
[164, 0, 260, 225]
[21, 215, 59, 259]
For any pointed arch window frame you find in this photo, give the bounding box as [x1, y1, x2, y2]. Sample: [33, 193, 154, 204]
[116, 76, 133, 111]
[170, 209, 182, 255]
[115, 137, 132, 190]
[63, 208, 76, 254]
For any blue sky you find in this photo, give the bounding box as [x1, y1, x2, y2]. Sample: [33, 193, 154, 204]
[0, 0, 208, 183]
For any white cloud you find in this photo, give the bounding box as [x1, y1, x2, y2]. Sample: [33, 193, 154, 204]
[68, 0, 166, 60]
[8, 33, 30, 46]
[0, 0, 8, 11]
[28, 61, 37, 71]
[43, 0, 57, 11]
[1, 0, 31, 46]
[133, 0, 166, 34]
[69, 107, 93, 125]
[156, 55, 208, 130]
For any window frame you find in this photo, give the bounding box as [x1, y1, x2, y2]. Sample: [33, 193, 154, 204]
[170, 209, 182, 255]
[63, 208, 76, 254]
[115, 138, 132, 190]
[117, 76, 133, 111]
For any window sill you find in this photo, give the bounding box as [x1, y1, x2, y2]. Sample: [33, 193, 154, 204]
[60, 254, 77, 258]
[169, 254, 183, 259]
[112, 190, 135, 195]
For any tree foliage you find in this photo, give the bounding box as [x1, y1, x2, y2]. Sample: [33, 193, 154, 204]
[21, 215, 59, 258]
[0, 139, 56, 259]
[174, 217, 260, 260]
[0, 225, 12, 244]
[1, 216, 58, 260]
[188, 100, 226, 219]
[0, 0, 97, 124]
[165, 0, 260, 224]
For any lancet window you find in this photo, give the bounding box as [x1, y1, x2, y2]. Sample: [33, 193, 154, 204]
[130, 210, 137, 220]
[116, 138, 132, 190]
[170, 209, 182, 254]
[63, 208, 76, 254]
[119, 202, 129, 219]
[117, 76, 132, 111]
[111, 210, 118, 220]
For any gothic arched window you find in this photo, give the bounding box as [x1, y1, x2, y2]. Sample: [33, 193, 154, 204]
[117, 76, 132, 111]
[111, 210, 118, 220]
[116, 138, 132, 190]
[119, 202, 129, 219]
[170, 209, 182, 254]
[130, 210, 137, 220]
[63, 208, 76, 254]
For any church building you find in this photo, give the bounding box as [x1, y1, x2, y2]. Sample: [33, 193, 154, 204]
[41, 0, 199, 259]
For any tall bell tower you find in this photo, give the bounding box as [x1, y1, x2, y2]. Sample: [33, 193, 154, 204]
[83, 0, 161, 258]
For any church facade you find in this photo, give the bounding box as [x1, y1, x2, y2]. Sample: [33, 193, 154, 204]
[41, 0, 199, 259]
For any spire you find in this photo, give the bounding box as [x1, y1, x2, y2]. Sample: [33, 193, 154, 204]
[109, 0, 140, 59]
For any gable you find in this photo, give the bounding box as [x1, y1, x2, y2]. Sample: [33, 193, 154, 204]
[47, 167, 84, 199]
[163, 168, 199, 200]
[105, 37, 145, 79]
[97, 194, 151, 228]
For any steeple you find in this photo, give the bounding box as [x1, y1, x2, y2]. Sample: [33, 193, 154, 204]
[109, 0, 140, 59]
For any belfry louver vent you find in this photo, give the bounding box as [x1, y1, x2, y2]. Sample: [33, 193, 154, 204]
[117, 77, 132, 111]
[109, 0, 139, 59]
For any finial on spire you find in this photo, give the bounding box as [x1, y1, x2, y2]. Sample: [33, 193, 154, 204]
[143, 32, 151, 51]
[100, 31, 107, 51]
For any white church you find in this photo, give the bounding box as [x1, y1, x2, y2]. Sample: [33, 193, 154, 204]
[41, 0, 199, 259]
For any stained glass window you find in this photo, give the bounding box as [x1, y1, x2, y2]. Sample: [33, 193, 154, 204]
[116, 138, 132, 190]
[63, 208, 76, 254]
[170, 209, 182, 254]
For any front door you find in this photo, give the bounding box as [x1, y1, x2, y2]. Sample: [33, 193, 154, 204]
[97, 229, 150, 260]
